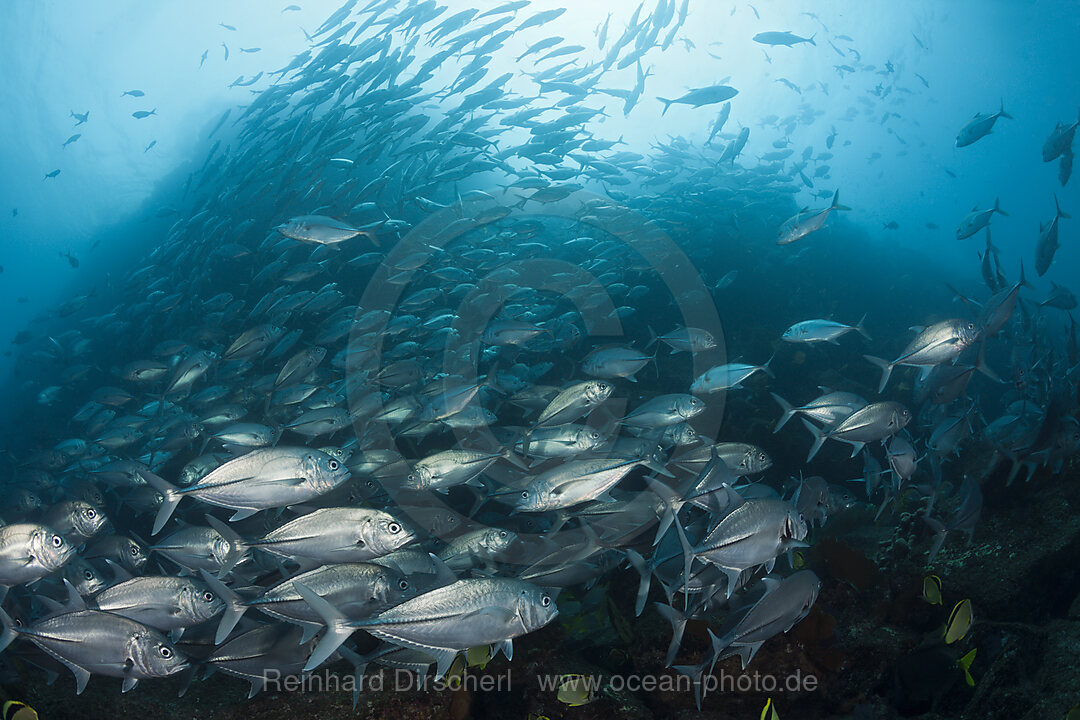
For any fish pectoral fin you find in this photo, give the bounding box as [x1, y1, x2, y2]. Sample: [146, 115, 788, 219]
[122, 672, 140, 693]
[461, 606, 518, 626]
[229, 508, 259, 522]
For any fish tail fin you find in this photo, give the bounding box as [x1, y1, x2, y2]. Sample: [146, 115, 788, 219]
[139, 469, 181, 535]
[761, 352, 776, 378]
[521, 428, 533, 459]
[974, 341, 1002, 383]
[924, 516, 948, 564]
[1054, 192, 1071, 219]
[958, 648, 977, 686]
[808, 33, 817, 46]
[801, 417, 827, 462]
[625, 549, 651, 617]
[998, 98, 1012, 120]
[294, 581, 356, 672]
[993, 196, 1008, 216]
[672, 657, 709, 710]
[654, 602, 688, 667]
[0, 605, 17, 654]
[670, 509, 695, 598]
[863, 354, 893, 392]
[831, 188, 851, 210]
[1018, 259, 1033, 289]
[645, 325, 658, 349]
[855, 312, 872, 341]
[198, 570, 247, 644]
[657, 97, 674, 115]
[770, 392, 796, 433]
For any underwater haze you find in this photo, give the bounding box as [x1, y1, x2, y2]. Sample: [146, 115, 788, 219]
[1, 1, 1079, 719]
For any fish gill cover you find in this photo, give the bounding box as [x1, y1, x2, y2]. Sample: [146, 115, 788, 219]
[0, 1, 1079, 719]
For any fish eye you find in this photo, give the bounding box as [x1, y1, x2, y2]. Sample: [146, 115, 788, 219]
[203, 591, 214, 602]
[966, 323, 975, 330]
[52, 535, 64, 547]
[328, 460, 339, 470]
[388, 522, 402, 534]
[131, 546, 140, 555]
[541, 595, 552, 607]
[521, 491, 529, 499]
[499, 531, 507, 538]
[159, 646, 173, 659]
[758, 452, 767, 461]
[84, 570, 94, 580]
[590, 432, 599, 439]
[86, 508, 97, 519]
[398, 579, 409, 590]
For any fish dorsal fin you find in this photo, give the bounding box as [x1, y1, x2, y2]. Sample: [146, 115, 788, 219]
[62, 579, 87, 613]
[104, 558, 133, 583]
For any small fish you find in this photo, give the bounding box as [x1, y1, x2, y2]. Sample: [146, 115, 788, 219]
[883, 220, 899, 230]
[61, 133, 81, 148]
[958, 648, 977, 687]
[43, 169, 61, 180]
[556, 674, 599, 706]
[761, 698, 780, 720]
[222, 42, 229, 61]
[132, 109, 157, 119]
[2, 701, 39, 720]
[144, 140, 157, 152]
[282, 5, 301, 11]
[70, 110, 89, 125]
[240, 47, 261, 53]
[121, 89, 145, 97]
[199, 49, 208, 67]
[62, 251, 79, 268]
[219, 23, 236, 31]
[922, 575, 942, 605]
[777, 190, 851, 245]
[956, 101, 1012, 147]
[753, 31, 816, 47]
[944, 598, 973, 644]
[715, 270, 738, 289]
[276, 215, 371, 245]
